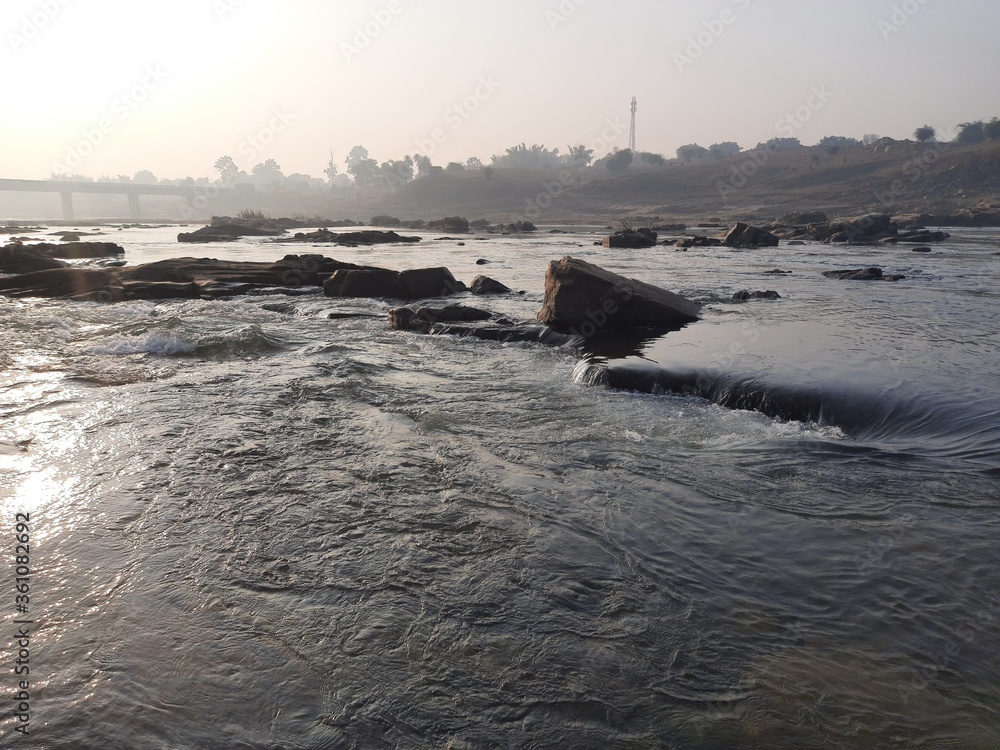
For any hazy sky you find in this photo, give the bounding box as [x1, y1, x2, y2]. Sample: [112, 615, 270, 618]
[4, 0, 999, 181]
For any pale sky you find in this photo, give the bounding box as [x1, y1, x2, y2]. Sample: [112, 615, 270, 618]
[3, 0, 999, 181]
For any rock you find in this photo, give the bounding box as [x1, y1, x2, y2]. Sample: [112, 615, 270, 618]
[787, 240, 806, 246]
[602, 227, 658, 249]
[122, 281, 198, 300]
[469, 275, 511, 295]
[324, 266, 461, 300]
[822, 268, 905, 282]
[40, 241, 125, 259]
[389, 305, 493, 331]
[113, 255, 373, 299]
[0, 244, 67, 274]
[912, 246, 933, 253]
[177, 224, 285, 242]
[324, 269, 403, 298]
[475, 259, 489, 265]
[0, 268, 125, 301]
[733, 290, 781, 301]
[881, 230, 950, 244]
[764, 269, 792, 275]
[724, 223, 780, 248]
[536, 256, 700, 330]
[273, 229, 421, 245]
[427, 217, 470, 233]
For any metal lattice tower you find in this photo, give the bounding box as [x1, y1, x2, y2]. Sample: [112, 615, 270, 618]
[629, 97, 637, 152]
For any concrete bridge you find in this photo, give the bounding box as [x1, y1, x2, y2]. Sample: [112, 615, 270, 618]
[0, 179, 244, 220]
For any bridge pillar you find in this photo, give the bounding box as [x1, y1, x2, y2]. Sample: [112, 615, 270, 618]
[127, 192, 141, 221]
[60, 192, 75, 221]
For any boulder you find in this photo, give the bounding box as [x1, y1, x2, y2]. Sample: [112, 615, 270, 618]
[469, 275, 511, 295]
[828, 213, 893, 237]
[724, 223, 780, 248]
[273, 229, 421, 245]
[783, 210, 828, 225]
[536, 256, 700, 330]
[602, 227, 657, 249]
[399, 267, 462, 298]
[822, 268, 905, 282]
[0, 244, 67, 274]
[389, 305, 493, 331]
[324, 269, 403, 298]
[0, 268, 125, 301]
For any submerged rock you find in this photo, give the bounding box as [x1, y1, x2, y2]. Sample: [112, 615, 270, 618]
[274, 229, 421, 245]
[536, 256, 700, 330]
[177, 224, 285, 243]
[822, 267, 905, 282]
[733, 290, 781, 301]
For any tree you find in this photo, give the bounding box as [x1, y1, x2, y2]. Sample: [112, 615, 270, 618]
[564, 144, 594, 168]
[481, 166, 495, 179]
[214, 156, 240, 183]
[323, 149, 339, 184]
[986, 118, 1000, 141]
[133, 170, 158, 184]
[913, 125, 936, 143]
[757, 137, 802, 151]
[637, 151, 666, 166]
[445, 162, 466, 173]
[709, 142, 741, 158]
[380, 156, 414, 187]
[490, 143, 561, 170]
[345, 146, 379, 187]
[818, 136, 861, 149]
[414, 154, 434, 178]
[465, 156, 484, 170]
[676, 144, 709, 161]
[862, 134, 882, 146]
[251, 159, 284, 188]
[604, 148, 634, 175]
[955, 121, 986, 145]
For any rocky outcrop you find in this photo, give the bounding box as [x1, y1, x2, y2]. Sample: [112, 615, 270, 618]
[177, 224, 285, 242]
[602, 227, 657, 249]
[324, 266, 462, 300]
[822, 268, 905, 282]
[536, 256, 700, 331]
[113, 255, 374, 299]
[33, 241, 124, 259]
[273, 229, 421, 245]
[389, 305, 493, 332]
[724, 223, 780, 248]
[0, 268, 125, 301]
[1, 244, 67, 274]
[469, 275, 511, 295]
[880, 230, 950, 244]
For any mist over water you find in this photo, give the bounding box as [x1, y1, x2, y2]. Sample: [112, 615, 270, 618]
[2, 225, 999, 748]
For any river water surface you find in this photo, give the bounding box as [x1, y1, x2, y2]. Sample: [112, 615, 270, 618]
[1, 224, 998, 748]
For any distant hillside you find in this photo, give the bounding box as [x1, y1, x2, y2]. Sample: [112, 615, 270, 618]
[4, 141, 998, 224]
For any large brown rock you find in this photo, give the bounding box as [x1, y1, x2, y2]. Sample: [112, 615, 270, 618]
[34, 241, 125, 259]
[0, 244, 67, 274]
[325, 266, 461, 300]
[724, 223, 780, 248]
[536, 256, 700, 331]
[0, 268, 125, 301]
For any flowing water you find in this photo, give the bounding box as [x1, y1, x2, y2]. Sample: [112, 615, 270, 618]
[1, 224, 999, 749]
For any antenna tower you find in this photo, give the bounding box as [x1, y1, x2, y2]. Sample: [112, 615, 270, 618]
[629, 97, 637, 152]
